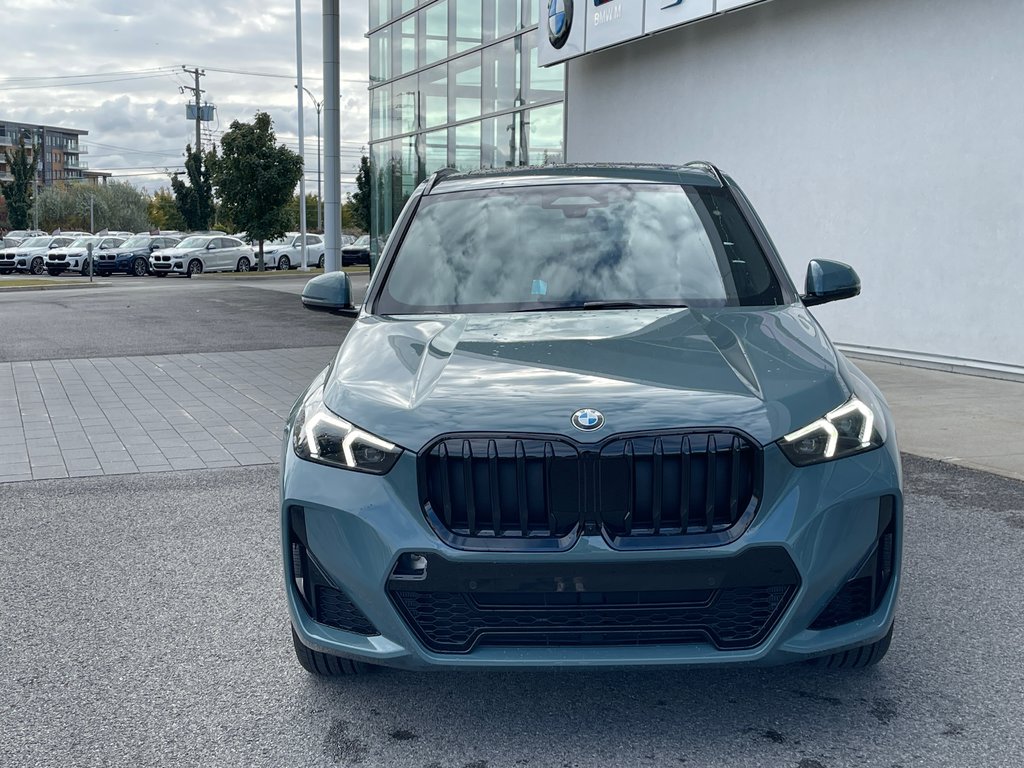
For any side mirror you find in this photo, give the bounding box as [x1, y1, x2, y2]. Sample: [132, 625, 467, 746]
[206, 242, 217, 250]
[150, 244, 160, 251]
[302, 271, 359, 318]
[802, 259, 861, 307]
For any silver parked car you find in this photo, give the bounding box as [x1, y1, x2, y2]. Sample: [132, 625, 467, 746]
[149, 235, 253, 277]
[255, 233, 325, 270]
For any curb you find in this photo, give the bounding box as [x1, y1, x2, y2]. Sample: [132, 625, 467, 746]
[0, 281, 109, 293]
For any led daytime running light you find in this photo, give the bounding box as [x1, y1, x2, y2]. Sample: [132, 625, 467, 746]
[783, 397, 875, 459]
[302, 408, 396, 469]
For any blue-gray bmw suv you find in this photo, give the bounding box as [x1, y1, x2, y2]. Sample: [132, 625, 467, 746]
[284, 163, 902, 676]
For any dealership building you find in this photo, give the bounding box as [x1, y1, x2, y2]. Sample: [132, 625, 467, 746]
[368, 0, 1023, 377]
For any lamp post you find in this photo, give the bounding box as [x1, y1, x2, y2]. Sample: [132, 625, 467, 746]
[296, 85, 323, 232]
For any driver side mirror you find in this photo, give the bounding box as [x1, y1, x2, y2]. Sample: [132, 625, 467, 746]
[206, 242, 217, 250]
[802, 260, 861, 307]
[302, 271, 359, 318]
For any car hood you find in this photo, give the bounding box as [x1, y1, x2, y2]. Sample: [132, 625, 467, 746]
[15, 246, 51, 255]
[153, 246, 202, 257]
[107, 247, 147, 256]
[322, 305, 850, 451]
[49, 247, 87, 256]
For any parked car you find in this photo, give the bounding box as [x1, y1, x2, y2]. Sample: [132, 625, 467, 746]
[149, 235, 252, 277]
[0, 235, 76, 274]
[339, 234, 376, 267]
[256, 233, 325, 270]
[285, 163, 903, 677]
[2, 229, 46, 247]
[96, 235, 181, 276]
[45, 235, 125, 276]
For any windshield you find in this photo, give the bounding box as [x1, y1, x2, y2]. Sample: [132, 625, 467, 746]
[378, 183, 786, 314]
[21, 237, 51, 248]
[266, 235, 294, 246]
[353, 235, 370, 247]
[70, 237, 99, 248]
[176, 237, 211, 249]
[121, 236, 150, 249]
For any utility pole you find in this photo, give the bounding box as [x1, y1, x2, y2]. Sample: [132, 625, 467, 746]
[295, 0, 308, 271]
[180, 66, 206, 153]
[297, 85, 324, 231]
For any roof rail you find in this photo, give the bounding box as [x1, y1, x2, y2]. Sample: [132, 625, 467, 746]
[683, 161, 726, 186]
[424, 167, 458, 195]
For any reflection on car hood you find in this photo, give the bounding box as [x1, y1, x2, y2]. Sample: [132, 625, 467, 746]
[322, 306, 849, 450]
[152, 247, 203, 256]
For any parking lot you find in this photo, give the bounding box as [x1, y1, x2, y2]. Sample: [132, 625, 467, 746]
[2, 277, 1023, 767]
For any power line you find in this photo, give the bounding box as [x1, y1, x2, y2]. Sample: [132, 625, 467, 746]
[0, 67, 178, 82]
[0, 73, 177, 92]
[188, 64, 369, 85]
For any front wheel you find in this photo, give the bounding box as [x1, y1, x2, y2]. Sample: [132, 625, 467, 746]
[186, 259, 203, 278]
[277, 255, 291, 271]
[807, 623, 894, 669]
[317, 254, 325, 269]
[291, 626, 374, 677]
[79, 259, 92, 276]
[236, 257, 251, 272]
[29, 257, 44, 275]
[132, 258, 148, 277]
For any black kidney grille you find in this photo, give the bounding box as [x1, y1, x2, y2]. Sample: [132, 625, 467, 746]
[423, 438, 581, 538]
[599, 433, 757, 537]
[392, 585, 793, 653]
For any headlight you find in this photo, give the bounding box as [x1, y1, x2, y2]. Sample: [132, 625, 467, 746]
[778, 396, 884, 467]
[292, 386, 402, 474]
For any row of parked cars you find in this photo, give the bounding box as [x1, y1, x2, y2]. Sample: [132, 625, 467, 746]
[0, 230, 370, 278]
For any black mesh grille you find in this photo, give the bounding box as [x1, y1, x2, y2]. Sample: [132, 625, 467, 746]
[391, 585, 793, 653]
[810, 577, 873, 630]
[315, 585, 379, 636]
[421, 432, 760, 549]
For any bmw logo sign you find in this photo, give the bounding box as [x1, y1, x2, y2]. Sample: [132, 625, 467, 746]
[548, 0, 574, 50]
[571, 408, 605, 432]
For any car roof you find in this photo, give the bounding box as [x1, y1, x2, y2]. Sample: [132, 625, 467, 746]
[424, 162, 725, 195]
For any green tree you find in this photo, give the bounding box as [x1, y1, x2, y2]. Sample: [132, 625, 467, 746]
[341, 196, 365, 235]
[347, 154, 371, 231]
[1, 135, 39, 230]
[37, 181, 153, 233]
[170, 145, 215, 231]
[148, 189, 186, 231]
[210, 112, 302, 270]
[284, 192, 318, 231]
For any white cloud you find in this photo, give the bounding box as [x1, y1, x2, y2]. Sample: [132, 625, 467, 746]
[0, 1, 370, 194]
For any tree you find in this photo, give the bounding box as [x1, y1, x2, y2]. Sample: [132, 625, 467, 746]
[347, 154, 371, 231]
[341, 196, 365, 235]
[210, 112, 302, 270]
[170, 145, 215, 231]
[1, 135, 39, 230]
[37, 181, 153, 233]
[284, 192, 318, 232]
[148, 189, 187, 231]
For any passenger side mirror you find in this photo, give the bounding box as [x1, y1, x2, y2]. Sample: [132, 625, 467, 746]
[302, 271, 359, 318]
[802, 260, 861, 307]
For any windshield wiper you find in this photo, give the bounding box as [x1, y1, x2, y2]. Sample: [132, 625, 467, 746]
[515, 301, 689, 313]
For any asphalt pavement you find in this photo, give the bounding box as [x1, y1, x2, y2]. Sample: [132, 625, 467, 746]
[1, 457, 1022, 767]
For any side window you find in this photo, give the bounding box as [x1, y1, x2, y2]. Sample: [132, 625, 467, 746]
[308, 235, 322, 245]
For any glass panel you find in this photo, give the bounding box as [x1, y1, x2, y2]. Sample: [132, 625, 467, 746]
[419, 64, 448, 129]
[453, 0, 482, 54]
[370, 0, 387, 29]
[424, 128, 451, 175]
[523, 29, 564, 104]
[370, 30, 390, 84]
[400, 134, 421, 202]
[392, 14, 417, 77]
[392, 0, 415, 17]
[483, 0, 518, 41]
[370, 83, 392, 141]
[392, 75, 419, 135]
[523, 0, 538, 27]
[482, 37, 519, 115]
[480, 116, 516, 170]
[449, 52, 482, 122]
[525, 103, 563, 166]
[454, 122, 481, 172]
[421, 1, 449, 68]
[370, 142, 393, 247]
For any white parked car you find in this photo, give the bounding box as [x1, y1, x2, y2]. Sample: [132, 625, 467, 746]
[254, 233, 325, 270]
[0, 235, 76, 274]
[45, 236, 125, 276]
[149, 235, 253, 277]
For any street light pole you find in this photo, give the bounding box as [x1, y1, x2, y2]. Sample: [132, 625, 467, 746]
[297, 85, 323, 232]
[295, 0, 308, 272]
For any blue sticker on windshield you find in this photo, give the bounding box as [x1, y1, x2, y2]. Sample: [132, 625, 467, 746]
[531, 279, 548, 296]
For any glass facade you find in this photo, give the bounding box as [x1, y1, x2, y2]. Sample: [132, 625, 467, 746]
[367, 0, 565, 246]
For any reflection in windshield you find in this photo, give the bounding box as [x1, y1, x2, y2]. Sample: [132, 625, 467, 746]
[176, 237, 212, 249]
[379, 183, 784, 314]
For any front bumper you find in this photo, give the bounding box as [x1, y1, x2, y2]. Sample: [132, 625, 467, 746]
[282, 431, 903, 670]
[149, 259, 186, 274]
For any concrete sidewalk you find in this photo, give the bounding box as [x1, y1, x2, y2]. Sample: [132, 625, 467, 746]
[0, 347, 1021, 484]
[856, 359, 1024, 481]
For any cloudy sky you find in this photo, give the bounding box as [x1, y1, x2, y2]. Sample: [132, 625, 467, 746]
[0, 1, 371, 194]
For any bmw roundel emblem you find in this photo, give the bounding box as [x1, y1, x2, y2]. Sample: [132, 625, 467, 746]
[571, 408, 605, 432]
[548, 0, 574, 50]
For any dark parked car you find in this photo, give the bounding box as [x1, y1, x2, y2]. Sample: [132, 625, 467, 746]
[339, 235, 377, 267]
[96, 235, 181, 276]
[285, 163, 902, 677]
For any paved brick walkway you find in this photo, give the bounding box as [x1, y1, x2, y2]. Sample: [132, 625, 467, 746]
[0, 347, 336, 483]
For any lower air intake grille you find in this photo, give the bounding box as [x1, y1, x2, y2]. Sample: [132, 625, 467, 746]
[315, 585, 379, 636]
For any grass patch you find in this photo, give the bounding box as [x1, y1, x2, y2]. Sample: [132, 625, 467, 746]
[0, 278, 87, 288]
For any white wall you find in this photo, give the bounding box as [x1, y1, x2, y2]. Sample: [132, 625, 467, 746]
[566, 0, 1024, 371]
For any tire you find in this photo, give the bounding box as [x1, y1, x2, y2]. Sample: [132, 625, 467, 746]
[186, 259, 203, 278]
[277, 255, 291, 271]
[132, 258, 148, 277]
[236, 257, 251, 272]
[317, 254, 324, 269]
[80, 259, 91, 276]
[29, 256, 44, 275]
[808, 623, 894, 669]
[291, 626, 373, 677]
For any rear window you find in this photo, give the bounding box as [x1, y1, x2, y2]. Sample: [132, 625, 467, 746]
[377, 183, 785, 314]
